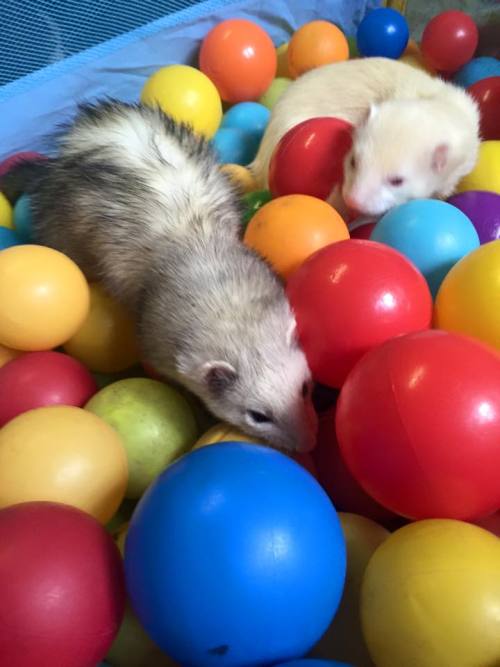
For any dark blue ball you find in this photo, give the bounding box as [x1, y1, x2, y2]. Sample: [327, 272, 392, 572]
[0, 226, 23, 250]
[356, 8, 409, 59]
[125, 442, 346, 667]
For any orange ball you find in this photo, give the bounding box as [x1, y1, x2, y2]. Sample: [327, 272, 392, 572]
[199, 19, 277, 103]
[288, 20, 349, 79]
[244, 194, 349, 280]
[0, 245, 90, 351]
[63, 283, 140, 374]
[0, 344, 20, 368]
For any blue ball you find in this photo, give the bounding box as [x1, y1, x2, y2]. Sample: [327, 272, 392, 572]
[356, 8, 409, 59]
[276, 661, 354, 667]
[371, 199, 480, 296]
[125, 442, 346, 667]
[0, 226, 23, 250]
[221, 102, 271, 135]
[13, 194, 33, 242]
[453, 57, 500, 88]
[212, 127, 261, 165]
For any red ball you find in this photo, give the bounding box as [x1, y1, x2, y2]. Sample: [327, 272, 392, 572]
[0, 151, 47, 178]
[286, 239, 432, 388]
[0, 351, 97, 427]
[314, 408, 397, 526]
[336, 330, 500, 520]
[468, 76, 500, 141]
[348, 217, 378, 239]
[199, 19, 277, 103]
[268, 117, 353, 200]
[0, 501, 125, 667]
[421, 10, 478, 73]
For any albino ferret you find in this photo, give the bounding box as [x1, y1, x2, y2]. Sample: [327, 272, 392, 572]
[250, 57, 480, 217]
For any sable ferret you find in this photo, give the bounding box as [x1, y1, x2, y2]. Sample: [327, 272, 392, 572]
[1, 101, 317, 453]
[251, 57, 480, 217]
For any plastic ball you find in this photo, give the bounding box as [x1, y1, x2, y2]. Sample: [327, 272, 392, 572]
[447, 190, 500, 244]
[244, 194, 349, 280]
[311, 514, 389, 667]
[467, 76, 500, 140]
[199, 19, 277, 103]
[287, 21, 349, 79]
[276, 42, 291, 78]
[457, 140, 500, 194]
[434, 240, 500, 351]
[259, 77, 292, 110]
[0, 225, 23, 249]
[125, 443, 346, 667]
[0, 244, 90, 351]
[474, 511, 500, 537]
[361, 519, 500, 667]
[220, 163, 257, 194]
[212, 127, 260, 165]
[63, 283, 139, 373]
[0, 350, 97, 426]
[286, 240, 432, 388]
[194, 421, 265, 448]
[276, 661, 353, 667]
[0, 501, 125, 667]
[141, 65, 222, 139]
[336, 330, 500, 520]
[0, 150, 46, 178]
[399, 38, 435, 74]
[356, 8, 409, 59]
[371, 199, 479, 296]
[453, 56, 500, 88]
[13, 193, 33, 241]
[269, 117, 353, 200]
[221, 101, 270, 135]
[242, 189, 272, 226]
[421, 10, 478, 73]
[348, 217, 377, 240]
[0, 405, 128, 523]
[0, 192, 13, 228]
[347, 36, 359, 59]
[86, 378, 198, 499]
[0, 343, 20, 368]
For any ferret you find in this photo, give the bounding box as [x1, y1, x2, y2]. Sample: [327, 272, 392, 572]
[1, 101, 317, 453]
[250, 57, 480, 217]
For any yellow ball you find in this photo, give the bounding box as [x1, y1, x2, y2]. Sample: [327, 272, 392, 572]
[457, 140, 500, 194]
[220, 164, 257, 193]
[434, 240, 500, 351]
[0, 405, 128, 524]
[141, 64, 222, 139]
[312, 513, 389, 667]
[63, 282, 140, 373]
[0, 192, 14, 229]
[0, 343, 21, 368]
[361, 519, 500, 667]
[193, 422, 264, 449]
[0, 244, 90, 351]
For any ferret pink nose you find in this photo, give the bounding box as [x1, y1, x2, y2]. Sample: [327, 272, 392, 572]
[344, 194, 361, 213]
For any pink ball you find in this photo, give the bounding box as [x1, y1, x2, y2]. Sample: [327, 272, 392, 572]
[0, 351, 97, 426]
[0, 501, 125, 667]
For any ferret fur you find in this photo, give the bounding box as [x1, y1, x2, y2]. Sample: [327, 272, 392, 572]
[1, 101, 317, 453]
[251, 57, 480, 216]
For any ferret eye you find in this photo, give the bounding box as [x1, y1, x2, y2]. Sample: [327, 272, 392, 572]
[350, 155, 356, 169]
[388, 176, 404, 187]
[247, 410, 273, 425]
[301, 382, 310, 398]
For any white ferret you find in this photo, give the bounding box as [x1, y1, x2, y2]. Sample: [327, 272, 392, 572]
[251, 57, 480, 216]
[1, 102, 317, 453]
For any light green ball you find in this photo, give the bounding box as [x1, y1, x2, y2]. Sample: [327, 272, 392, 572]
[85, 378, 198, 498]
[259, 77, 292, 110]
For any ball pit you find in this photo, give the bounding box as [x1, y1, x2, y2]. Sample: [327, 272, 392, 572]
[0, 502, 125, 667]
[0, 405, 128, 523]
[468, 76, 500, 141]
[457, 140, 500, 194]
[220, 163, 257, 193]
[287, 21, 349, 78]
[0, 350, 97, 426]
[0, 225, 22, 249]
[242, 189, 272, 225]
[0, 244, 90, 351]
[336, 330, 500, 520]
[0, 150, 46, 177]
[244, 194, 349, 280]
[370, 198, 480, 296]
[286, 239, 432, 388]
[213, 126, 261, 165]
[0, 343, 20, 368]
[453, 56, 500, 88]
[125, 443, 346, 667]
[259, 76, 292, 110]
[420, 10, 478, 74]
[447, 190, 500, 244]
[356, 8, 409, 59]
[0, 192, 13, 228]
[361, 519, 500, 667]
[86, 378, 198, 498]
[13, 193, 33, 241]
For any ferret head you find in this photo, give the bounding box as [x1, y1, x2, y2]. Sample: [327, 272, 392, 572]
[342, 96, 480, 217]
[181, 309, 318, 454]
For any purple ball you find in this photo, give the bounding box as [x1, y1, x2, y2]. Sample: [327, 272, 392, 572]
[447, 190, 500, 244]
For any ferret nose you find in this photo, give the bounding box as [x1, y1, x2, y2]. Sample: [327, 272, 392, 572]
[344, 193, 361, 213]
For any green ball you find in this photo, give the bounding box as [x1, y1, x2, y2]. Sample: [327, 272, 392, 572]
[259, 77, 292, 110]
[85, 378, 198, 498]
[243, 189, 273, 226]
[347, 35, 359, 59]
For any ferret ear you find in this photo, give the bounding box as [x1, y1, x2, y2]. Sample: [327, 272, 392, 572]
[431, 143, 449, 173]
[201, 361, 238, 396]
